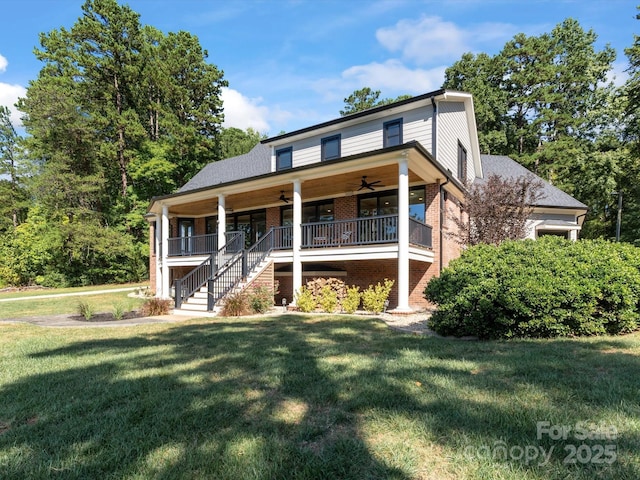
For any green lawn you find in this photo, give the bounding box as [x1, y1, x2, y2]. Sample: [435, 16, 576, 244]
[0, 284, 148, 319]
[0, 315, 638, 479]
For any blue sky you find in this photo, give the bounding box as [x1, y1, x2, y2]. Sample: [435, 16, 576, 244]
[0, 0, 637, 136]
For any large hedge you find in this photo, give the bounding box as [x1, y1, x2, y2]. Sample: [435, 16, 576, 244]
[424, 237, 640, 339]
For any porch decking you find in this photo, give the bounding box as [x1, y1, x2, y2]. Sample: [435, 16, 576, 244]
[167, 214, 432, 257]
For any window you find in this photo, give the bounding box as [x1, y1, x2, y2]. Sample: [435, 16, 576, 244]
[457, 141, 468, 182]
[205, 216, 217, 235]
[321, 134, 341, 161]
[276, 147, 292, 171]
[281, 200, 334, 224]
[383, 119, 403, 147]
[226, 209, 266, 248]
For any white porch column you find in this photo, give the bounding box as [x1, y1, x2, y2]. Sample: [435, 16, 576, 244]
[292, 179, 303, 304]
[217, 194, 226, 248]
[154, 215, 162, 296]
[396, 156, 412, 312]
[161, 204, 170, 299]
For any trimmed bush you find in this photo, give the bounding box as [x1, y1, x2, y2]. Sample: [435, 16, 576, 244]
[362, 279, 394, 314]
[319, 284, 339, 313]
[342, 285, 361, 314]
[425, 237, 640, 339]
[294, 286, 316, 313]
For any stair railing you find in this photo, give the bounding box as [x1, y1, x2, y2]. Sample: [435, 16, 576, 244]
[207, 228, 276, 309]
[174, 231, 243, 309]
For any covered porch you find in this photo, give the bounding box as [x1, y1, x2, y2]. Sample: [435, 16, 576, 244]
[148, 143, 463, 312]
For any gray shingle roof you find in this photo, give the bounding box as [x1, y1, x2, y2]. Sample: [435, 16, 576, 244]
[478, 155, 588, 210]
[178, 143, 271, 193]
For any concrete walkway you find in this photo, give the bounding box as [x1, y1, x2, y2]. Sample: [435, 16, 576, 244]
[0, 287, 141, 302]
[0, 313, 189, 328]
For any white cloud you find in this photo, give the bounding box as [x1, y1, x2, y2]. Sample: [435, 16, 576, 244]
[376, 15, 517, 64]
[376, 16, 467, 64]
[221, 87, 271, 133]
[0, 54, 7, 73]
[341, 59, 447, 94]
[0, 82, 27, 127]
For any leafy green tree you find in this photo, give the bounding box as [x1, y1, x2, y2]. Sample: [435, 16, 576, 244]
[0, 106, 28, 229]
[340, 87, 411, 116]
[219, 127, 267, 158]
[12, 0, 227, 286]
[444, 17, 623, 240]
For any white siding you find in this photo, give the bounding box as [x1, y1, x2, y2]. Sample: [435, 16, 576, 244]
[437, 101, 474, 182]
[281, 104, 434, 169]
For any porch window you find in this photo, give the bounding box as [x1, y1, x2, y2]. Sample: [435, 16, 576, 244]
[276, 147, 292, 171]
[281, 200, 334, 224]
[383, 118, 403, 147]
[321, 134, 341, 161]
[226, 209, 266, 248]
[358, 186, 425, 221]
[205, 216, 217, 235]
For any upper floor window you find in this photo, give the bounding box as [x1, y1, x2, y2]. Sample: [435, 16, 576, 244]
[276, 147, 292, 171]
[383, 119, 403, 147]
[321, 134, 341, 161]
[457, 141, 467, 182]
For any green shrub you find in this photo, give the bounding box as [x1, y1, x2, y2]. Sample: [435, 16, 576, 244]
[362, 279, 394, 314]
[247, 285, 275, 314]
[342, 285, 361, 314]
[294, 286, 316, 313]
[112, 303, 128, 320]
[425, 237, 640, 339]
[77, 300, 94, 320]
[221, 291, 249, 316]
[319, 284, 339, 313]
[141, 297, 172, 316]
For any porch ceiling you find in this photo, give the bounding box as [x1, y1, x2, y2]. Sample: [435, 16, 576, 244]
[158, 146, 457, 217]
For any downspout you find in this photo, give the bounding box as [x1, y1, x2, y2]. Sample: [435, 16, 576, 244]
[431, 97, 437, 159]
[439, 179, 449, 273]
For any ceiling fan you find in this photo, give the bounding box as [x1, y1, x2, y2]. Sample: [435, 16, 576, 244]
[357, 175, 384, 191]
[279, 190, 291, 203]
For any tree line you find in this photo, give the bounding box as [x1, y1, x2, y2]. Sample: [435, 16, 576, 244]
[0, 0, 638, 287]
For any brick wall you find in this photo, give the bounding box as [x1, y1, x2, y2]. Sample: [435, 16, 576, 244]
[275, 259, 437, 310]
[334, 195, 357, 220]
[266, 206, 280, 229]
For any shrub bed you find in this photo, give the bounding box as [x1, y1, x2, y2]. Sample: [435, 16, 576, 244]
[424, 237, 640, 339]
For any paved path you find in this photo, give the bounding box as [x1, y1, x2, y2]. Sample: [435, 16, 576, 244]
[0, 287, 141, 302]
[0, 313, 190, 327]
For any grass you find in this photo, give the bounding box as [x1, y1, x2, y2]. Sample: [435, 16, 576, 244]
[0, 315, 638, 479]
[0, 287, 148, 319]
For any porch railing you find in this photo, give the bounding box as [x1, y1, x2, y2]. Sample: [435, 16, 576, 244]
[300, 214, 432, 249]
[168, 233, 217, 256]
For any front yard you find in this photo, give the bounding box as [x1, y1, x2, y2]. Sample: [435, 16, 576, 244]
[0, 315, 638, 479]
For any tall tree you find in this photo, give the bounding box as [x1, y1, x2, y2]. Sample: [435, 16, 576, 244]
[0, 106, 28, 228]
[340, 87, 411, 116]
[219, 127, 267, 159]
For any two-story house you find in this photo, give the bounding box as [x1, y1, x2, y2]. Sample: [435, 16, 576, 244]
[145, 89, 587, 314]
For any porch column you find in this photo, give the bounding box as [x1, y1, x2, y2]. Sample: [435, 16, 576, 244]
[161, 204, 170, 299]
[292, 179, 303, 304]
[217, 194, 226, 248]
[154, 215, 162, 295]
[396, 156, 412, 312]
